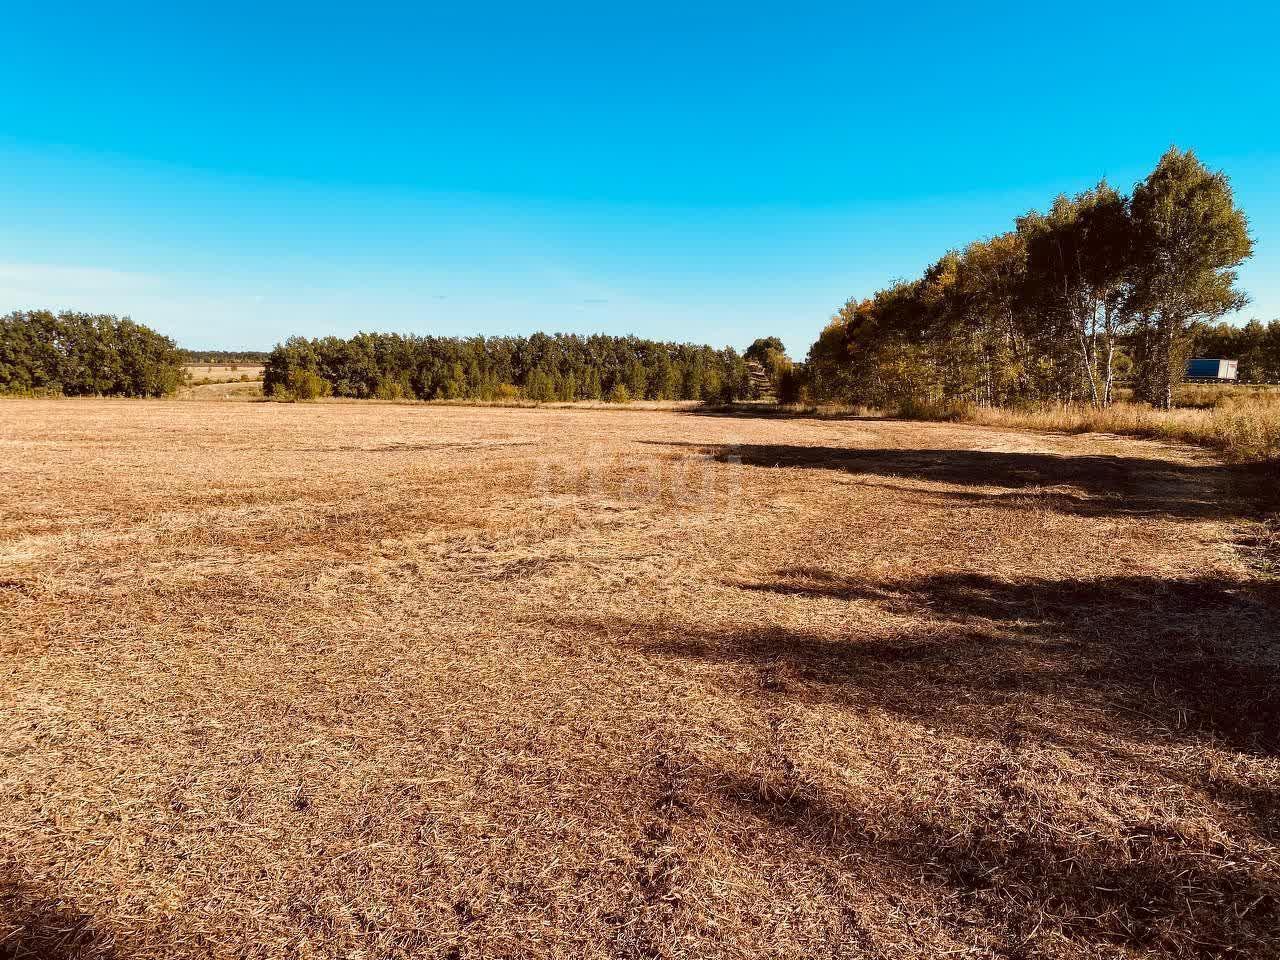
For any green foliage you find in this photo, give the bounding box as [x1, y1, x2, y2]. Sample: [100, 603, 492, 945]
[626, 359, 647, 398]
[1128, 148, 1253, 407]
[775, 364, 807, 404]
[0, 310, 184, 397]
[800, 148, 1254, 412]
[607, 383, 631, 403]
[1194, 320, 1280, 382]
[269, 368, 333, 401]
[178, 349, 270, 364]
[523, 368, 555, 403]
[373, 377, 408, 401]
[743, 336, 791, 399]
[744, 337, 786, 365]
[262, 332, 749, 405]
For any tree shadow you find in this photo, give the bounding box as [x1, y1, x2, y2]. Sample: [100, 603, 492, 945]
[0, 878, 116, 959]
[711, 763, 1278, 955]
[570, 568, 1280, 953]
[675, 570, 1280, 756]
[683, 403, 891, 423]
[645, 441, 1253, 520]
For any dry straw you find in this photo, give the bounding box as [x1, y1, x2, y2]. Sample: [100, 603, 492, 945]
[1, 397, 1277, 959]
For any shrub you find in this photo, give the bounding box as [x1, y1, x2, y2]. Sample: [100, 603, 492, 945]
[270, 369, 332, 402]
[607, 383, 632, 403]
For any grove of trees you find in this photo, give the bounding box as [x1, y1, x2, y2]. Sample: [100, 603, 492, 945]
[0, 310, 185, 397]
[801, 148, 1255, 410]
[263, 331, 752, 403]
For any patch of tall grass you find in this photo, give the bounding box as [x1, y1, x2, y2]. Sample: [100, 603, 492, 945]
[956, 393, 1280, 463]
[775, 389, 1280, 463]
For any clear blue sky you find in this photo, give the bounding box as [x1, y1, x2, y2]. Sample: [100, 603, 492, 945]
[3, 1, 1278, 357]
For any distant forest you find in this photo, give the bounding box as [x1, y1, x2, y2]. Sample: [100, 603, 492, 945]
[179, 349, 271, 364]
[7, 147, 1274, 410]
[794, 148, 1262, 410]
[263, 332, 753, 402]
[2, 311, 760, 403]
[0, 310, 184, 397]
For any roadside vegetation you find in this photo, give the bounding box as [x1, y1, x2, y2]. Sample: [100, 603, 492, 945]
[765, 390, 1280, 465]
[954, 394, 1280, 464]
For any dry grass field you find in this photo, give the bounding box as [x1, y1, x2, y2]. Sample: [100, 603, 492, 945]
[176, 380, 266, 402]
[2, 398, 1278, 959]
[183, 365, 266, 385]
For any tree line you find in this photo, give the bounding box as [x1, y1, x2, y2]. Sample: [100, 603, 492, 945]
[797, 148, 1255, 410]
[179, 349, 271, 364]
[1194, 320, 1280, 383]
[0, 310, 185, 397]
[264, 332, 754, 402]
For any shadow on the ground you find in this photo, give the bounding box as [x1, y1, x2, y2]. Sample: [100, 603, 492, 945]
[673, 569, 1280, 756]
[644, 441, 1267, 520]
[682, 403, 890, 423]
[711, 760, 1277, 955]
[0, 877, 115, 959]
[566, 567, 1280, 954]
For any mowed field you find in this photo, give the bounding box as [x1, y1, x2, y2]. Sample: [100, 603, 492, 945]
[2, 399, 1278, 960]
[184, 365, 265, 384]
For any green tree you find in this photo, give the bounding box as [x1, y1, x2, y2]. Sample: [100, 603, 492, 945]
[626, 359, 647, 398]
[0, 310, 183, 397]
[1128, 148, 1252, 408]
[524, 368, 554, 402]
[744, 337, 785, 365]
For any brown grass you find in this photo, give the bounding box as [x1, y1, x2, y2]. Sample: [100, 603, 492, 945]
[1, 398, 1278, 959]
[773, 391, 1280, 465]
[961, 395, 1280, 464]
[176, 380, 266, 401]
[184, 364, 266, 384]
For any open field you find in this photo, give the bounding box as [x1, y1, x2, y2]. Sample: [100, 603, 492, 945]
[176, 380, 266, 401]
[2, 399, 1279, 959]
[184, 364, 265, 384]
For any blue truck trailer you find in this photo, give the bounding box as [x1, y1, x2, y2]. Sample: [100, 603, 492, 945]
[1185, 358, 1239, 381]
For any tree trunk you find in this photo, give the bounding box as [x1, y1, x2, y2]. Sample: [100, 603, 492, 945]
[1077, 329, 1100, 408]
[1156, 316, 1176, 410]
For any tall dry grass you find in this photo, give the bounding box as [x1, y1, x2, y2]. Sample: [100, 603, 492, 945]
[959, 393, 1280, 464]
[774, 389, 1280, 463]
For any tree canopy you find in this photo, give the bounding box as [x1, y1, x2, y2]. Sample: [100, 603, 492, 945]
[0, 310, 185, 397]
[797, 149, 1254, 410]
[263, 331, 751, 403]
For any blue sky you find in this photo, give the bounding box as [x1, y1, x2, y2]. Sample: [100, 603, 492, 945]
[3, 1, 1278, 357]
